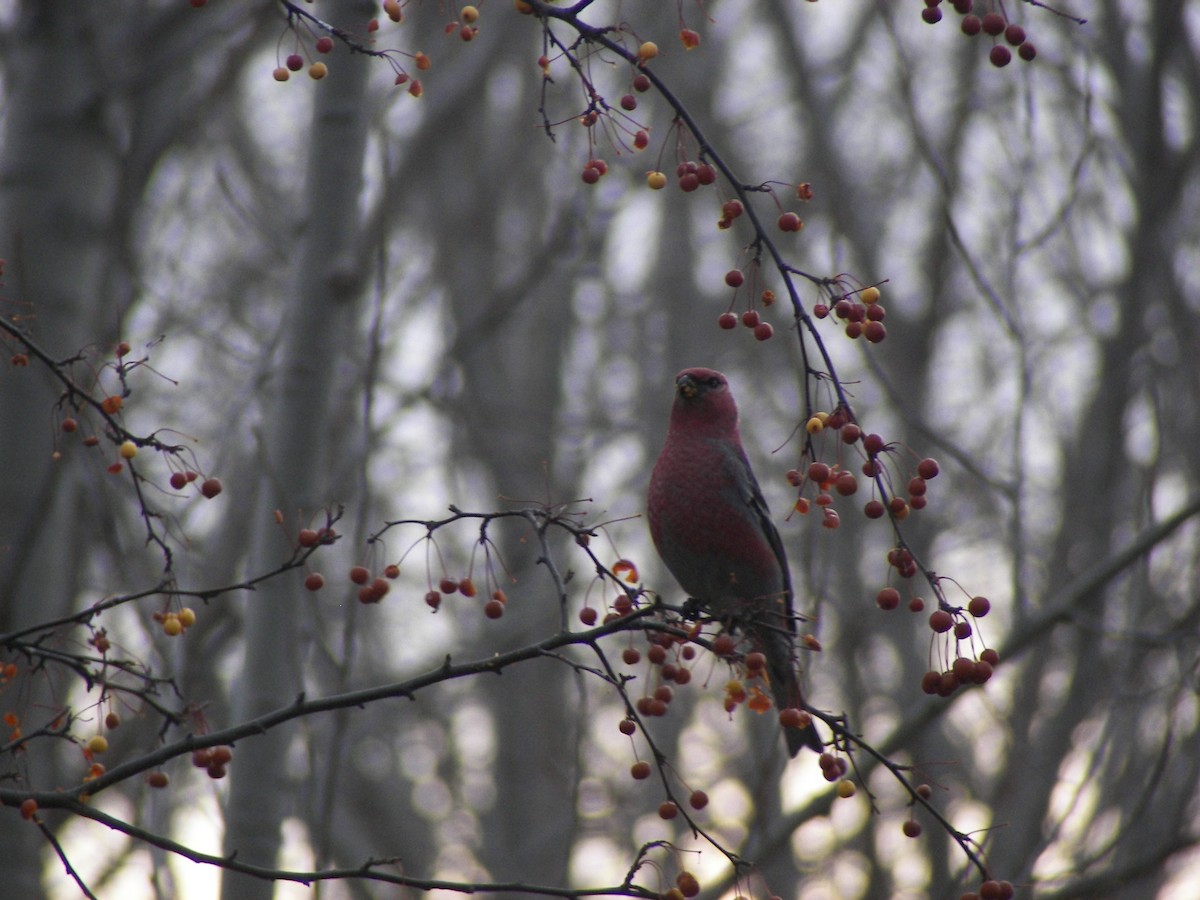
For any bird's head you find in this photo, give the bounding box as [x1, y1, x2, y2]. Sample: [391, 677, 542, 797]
[670, 368, 739, 433]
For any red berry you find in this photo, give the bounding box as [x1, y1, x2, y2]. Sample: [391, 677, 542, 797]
[778, 211, 802, 232]
[169, 472, 188, 490]
[740, 309, 760, 328]
[620, 94, 637, 111]
[864, 321, 887, 343]
[921, 6, 942, 24]
[864, 499, 886, 519]
[200, 477, 222, 498]
[908, 476, 927, 497]
[458, 577, 477, 597]
[929, 610, 954, 633]
[722, 199, 743, 218]
[678, 172, 700, 192]
[696, 163, 716, 185]
[725, 269, 744, 288]
[658, 801, 679, 819]
[286, 53, 304, 71]
[1019, 42, 1037, 61]
[630, 760, 652, 780]
[718, 312, 738, 330]
[1004, 23, 1025, 45]
[425, 590, 442, 610]
[961, 15, 981, 36]
[876, 587, 901, 610]
[349, 566, 370, 585]
[305, 572, 325, 591]
[19, 798, 37, 820]
[147, 771, 169, 788]
[835, 472, 858, 495]
[968, 596, 991, 617]
[981, 12, 1005, 35]
[484, 599, 504, 618]
[384, 564, 400, 579]
[712, 633, 736, 657]
[990, 45, 1012, 67]
[917, 458, 940, 479]
[813, 303, 829, 319]
[61, 417, 78, 433]
[315, 36, 334, 53]
[903, 819, 922, 838]
[753, 322, 774, 341]
[582, 166, 600, 184]
[632, 73, 651, 92]
[579, 606, 598, 626]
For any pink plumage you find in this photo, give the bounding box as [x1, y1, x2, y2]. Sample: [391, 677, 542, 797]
[648, 368, 822, 755]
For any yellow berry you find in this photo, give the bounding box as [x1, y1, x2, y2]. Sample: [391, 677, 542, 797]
[162, 614, 182, 637]
[178, 607, 197, 628]
[837, 779, 856, 798]
[273, 67, 290, 82]
[308, 61, 328, 80]
[461, 5, 479, 22]
[806, 416, 825, 435]
[119, 440, 137, 460]
[87, 735, 109, 754]
[637, 41, 658, 61]
[860, 285, 881, 304]
[646, 171, 667, 190]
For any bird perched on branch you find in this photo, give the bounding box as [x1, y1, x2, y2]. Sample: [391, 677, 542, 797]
[647, 367, 822, 755]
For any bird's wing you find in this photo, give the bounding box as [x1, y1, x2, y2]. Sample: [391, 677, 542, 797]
[738, 447, 797, 635]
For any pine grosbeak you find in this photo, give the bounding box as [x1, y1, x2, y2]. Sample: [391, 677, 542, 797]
[648, 368, 822, 755]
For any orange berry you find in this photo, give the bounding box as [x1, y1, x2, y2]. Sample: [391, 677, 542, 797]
[658, 800, 678, 819]
[101, 396, 123, 414]
[308, 61, 328, 80]
[630, 760, 652, 780]
[87, 735, 109, 754]
[147, 771, 170, 788]
[19, 798, 37, 820]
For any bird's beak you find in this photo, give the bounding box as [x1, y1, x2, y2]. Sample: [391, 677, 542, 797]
[676, 374, 699, 399]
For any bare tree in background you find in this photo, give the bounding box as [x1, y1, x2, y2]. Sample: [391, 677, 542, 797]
[1, 2, 1198, 899]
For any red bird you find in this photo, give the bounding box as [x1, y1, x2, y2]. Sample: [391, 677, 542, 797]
[648, 368, 822, 755]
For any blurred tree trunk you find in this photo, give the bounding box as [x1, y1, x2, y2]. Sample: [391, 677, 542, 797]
[0, 7, 123, 895]
[219, 2, 373, 897]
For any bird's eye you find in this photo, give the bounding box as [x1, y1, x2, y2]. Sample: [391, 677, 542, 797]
[707, 377, 722, 388]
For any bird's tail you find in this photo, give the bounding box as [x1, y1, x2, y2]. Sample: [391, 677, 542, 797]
[762, 632, 823, 756]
